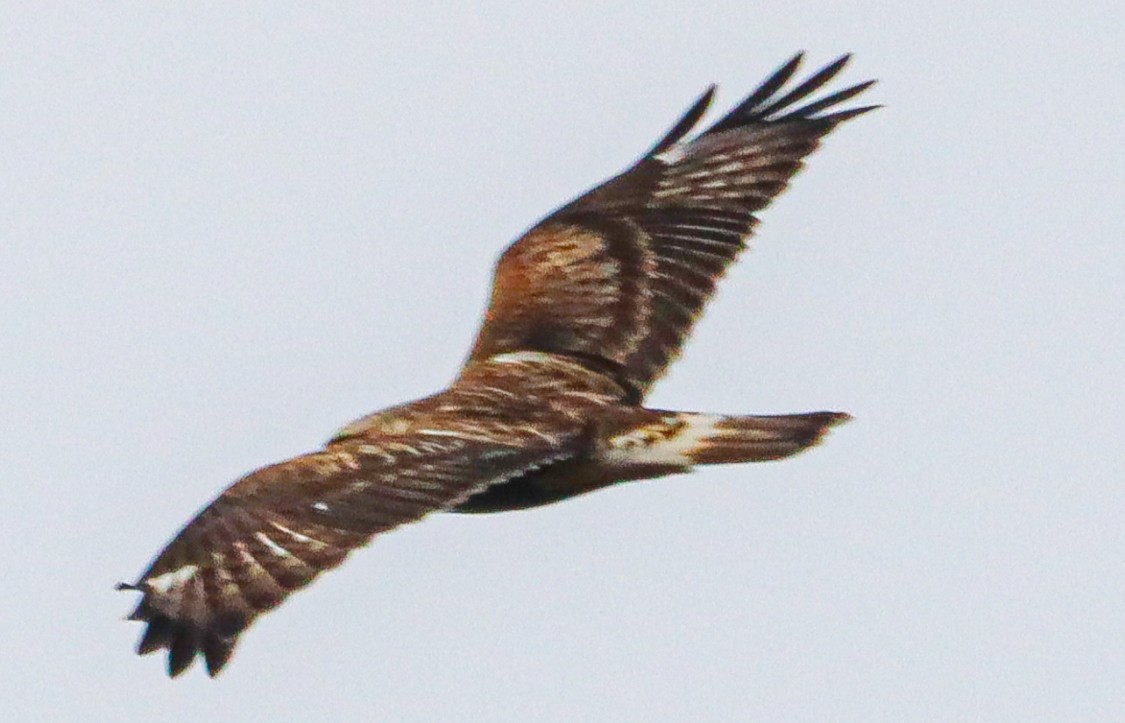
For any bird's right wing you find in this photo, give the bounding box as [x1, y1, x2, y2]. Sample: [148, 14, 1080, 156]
[466, 54, 877, 397]
[119, 429, 579, 678]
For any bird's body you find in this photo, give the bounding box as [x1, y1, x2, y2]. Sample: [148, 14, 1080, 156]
[121, 53, 876, 677]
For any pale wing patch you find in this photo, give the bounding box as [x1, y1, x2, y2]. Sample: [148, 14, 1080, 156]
[146, 564, 200, 595]
[490, 351, 566, 365]
[268, 520, 314, 544]
[653, 144, 687, 164]
[253, 532, 291, 558]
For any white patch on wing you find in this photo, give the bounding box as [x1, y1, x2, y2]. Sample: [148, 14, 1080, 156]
[602, 414, 723, 467]
[418, 428, 466, 438]
[146, 564, 200, 594]
[269, 521, 314, 544]
[654, 143, 687, 164]
[312, 501, 330, 512]
[490, 351, 558, 365]
[418, 428, 483, 445]
[254, 531, 290, 558]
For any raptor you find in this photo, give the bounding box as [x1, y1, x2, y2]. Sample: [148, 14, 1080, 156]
[120, 53, 876, 677]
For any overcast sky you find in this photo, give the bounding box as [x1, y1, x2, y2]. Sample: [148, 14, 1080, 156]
[2, 2, 1122, 721]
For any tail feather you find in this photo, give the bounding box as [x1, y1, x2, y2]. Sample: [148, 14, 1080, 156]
[600, 410, 850, 470]
[688, 411, 850, 464]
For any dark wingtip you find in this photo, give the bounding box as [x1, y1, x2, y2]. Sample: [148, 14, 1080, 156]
[124, 593, 245, 678]
[133, 613, 205, 678]
[168, 630, 199, 678]
[646, 85, 717, 157]
[203, 636, 237, 677]
[137, 615, 174, 656]
[122, 586, 203, 677]
[826, 52, 852, 74]
[782, 51, 806, 74]
[823, 103, 883, 124]
[702, 52, 876, 135]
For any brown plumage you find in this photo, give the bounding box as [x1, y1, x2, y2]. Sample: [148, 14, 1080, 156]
[120, 53, 876, 677]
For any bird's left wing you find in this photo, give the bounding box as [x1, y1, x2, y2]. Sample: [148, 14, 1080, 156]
[119, 430, 578, 677]
[465, 54, 877, 397]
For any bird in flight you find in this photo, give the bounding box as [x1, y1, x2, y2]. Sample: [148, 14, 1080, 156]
[120, 53, 876, 678]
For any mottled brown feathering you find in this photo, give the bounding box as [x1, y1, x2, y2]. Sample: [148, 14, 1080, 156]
[121, 53, 874, 677]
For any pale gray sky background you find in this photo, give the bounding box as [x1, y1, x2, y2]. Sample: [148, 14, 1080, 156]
[2, 2, 1122, 721]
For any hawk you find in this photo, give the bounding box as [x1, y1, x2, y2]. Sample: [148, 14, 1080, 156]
[120, 53, 877, 677]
